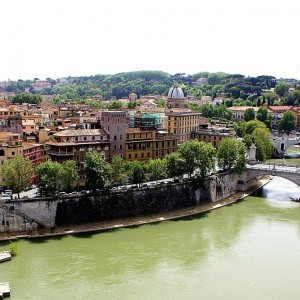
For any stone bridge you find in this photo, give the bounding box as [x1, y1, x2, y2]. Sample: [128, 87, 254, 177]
[273, 137, 300, 154]
[240, 163, 300, 187]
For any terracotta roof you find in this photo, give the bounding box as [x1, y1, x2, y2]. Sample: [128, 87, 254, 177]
[22, 142, 43, 150]
[229, 106, 261, 112]
[268, 106, 291, 111]
[53, 129, 108, 137]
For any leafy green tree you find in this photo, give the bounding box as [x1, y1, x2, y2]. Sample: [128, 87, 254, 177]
[84, 151, 112, 191]
[215, 104, 233, 120]
[241, 120, 267, 137]
[11, 93, 43, 105]
[165, 152, 186, 180]
[217, 138, 247, 174]
[178, 140, 216, 180]
[256, 107, 270, 126]
[61, 160, 79, 191]
[127, 101, 137, 109]
[196, 142, 216, 180]
[243, 108, 255, 121]
[244, 127, 273, 161]
[178, 140, 202, 179]
[274, 82, 290, 97]
[36, 160, 64, 196]
[200, 103, 215, 118]
[111, 155, 127, 186]
[1, 157, 34, 198]
[127, 160, 148, 187]
[147, 158, 167, 181]
[278, 110, 296, 135]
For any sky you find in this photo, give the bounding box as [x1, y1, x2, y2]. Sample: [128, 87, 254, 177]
[1, 0, 300, 81]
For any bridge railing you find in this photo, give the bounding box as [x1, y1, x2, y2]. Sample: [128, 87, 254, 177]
[246, 163, 300, 174]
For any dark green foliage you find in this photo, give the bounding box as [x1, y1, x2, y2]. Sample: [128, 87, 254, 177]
[278, 111, 296, 135]
[11, 93, 42, 105]
[84, 152, 112, 191]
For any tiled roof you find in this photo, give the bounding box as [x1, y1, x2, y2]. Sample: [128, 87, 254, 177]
[53, 129, 108, 137]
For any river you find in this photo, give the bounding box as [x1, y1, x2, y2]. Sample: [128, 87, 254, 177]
[1, 176, 300, 299]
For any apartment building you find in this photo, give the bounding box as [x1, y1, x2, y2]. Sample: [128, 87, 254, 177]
[46, 129, 110, 187]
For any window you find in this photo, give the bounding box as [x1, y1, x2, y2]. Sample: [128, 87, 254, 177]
[0, 149, 4, 156]
[135, 153, 138, 158]
[120, 145, 123, 150]
[141, 153, 144, 158]
[129, 154, 131, 159]
[114, 135, 117, 140]
[12, 152, 15, 155]
[120, 135, 122, 140]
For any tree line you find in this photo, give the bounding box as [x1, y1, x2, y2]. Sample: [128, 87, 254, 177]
[2, 71, 299, 106]
[1, 138, 248, 198]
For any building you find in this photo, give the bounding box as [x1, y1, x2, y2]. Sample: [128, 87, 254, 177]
[166, 111, 202, 145]
[228, 106, 262, 122]
[125, 128, 178, 162]
[22, 142, 44, 167]
[191, 125, 236, 148]
[166, 82, 187, 109]
[101, 111, 127, 159]
[0, 133, 23, 188]
[268, 106, 291, 129]
[46, 129, 110, 188]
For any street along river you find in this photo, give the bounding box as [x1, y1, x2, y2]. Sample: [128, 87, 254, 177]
[1, 176, 300, 299]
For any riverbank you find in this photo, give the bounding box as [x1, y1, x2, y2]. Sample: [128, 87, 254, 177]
[0, 175, 272, 242]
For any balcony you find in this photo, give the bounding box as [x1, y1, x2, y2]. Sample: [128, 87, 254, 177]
[47, 150, 74, 156]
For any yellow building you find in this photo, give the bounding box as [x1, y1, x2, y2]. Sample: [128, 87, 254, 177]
[166, 111, 202, 145]
[0, 133, 24, 188]
[125, 128, 178, 162]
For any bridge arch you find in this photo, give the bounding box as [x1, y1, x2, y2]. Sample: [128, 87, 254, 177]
[244, 165, 300, 187]
[273, 138, 300, 155]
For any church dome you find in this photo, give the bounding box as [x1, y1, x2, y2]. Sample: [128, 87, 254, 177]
[167, 82, 184, 99]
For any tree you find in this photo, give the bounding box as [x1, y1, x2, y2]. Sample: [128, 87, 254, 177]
[84, 151, 112, 191]
[36, 160, 63, 196]
[200, 103, 215, 118]
[111, 155, 127, 186]
[243, 108, 255, 121]
[217, 138, 247, 174]
[241, 120, 267, 137]
[178, 140, 216, 180]
[1, 157, 34, 198]
[256, 106, 271, 127]
[147, 158, 167, 182]
[278, 110, 296, 135]
[61, 160, 79, 191]
[127, 160, 148, 186]
[165, 152, 186, 180]
[215, 104, 233, 120]
[178, 140, 203, 179]
[274, 82, 289, 97]
[244, 127, 273, 161]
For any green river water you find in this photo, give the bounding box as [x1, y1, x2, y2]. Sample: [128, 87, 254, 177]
[2, 148, 300, 300]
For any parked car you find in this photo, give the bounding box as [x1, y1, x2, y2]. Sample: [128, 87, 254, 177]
[118, 186, 127, 191]
[2, 190, 12, 197]
[59, 192, 67, 197]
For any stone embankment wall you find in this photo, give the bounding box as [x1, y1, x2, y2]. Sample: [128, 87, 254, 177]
[0, 172, 239, 233]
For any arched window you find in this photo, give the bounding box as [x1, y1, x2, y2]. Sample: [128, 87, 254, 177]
[0, 149, 5, 156]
